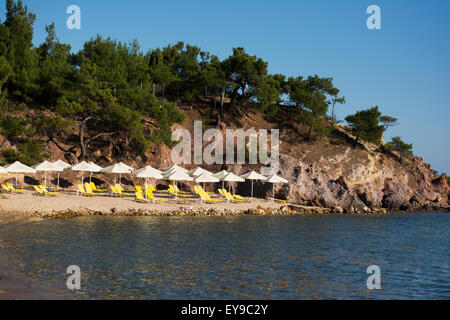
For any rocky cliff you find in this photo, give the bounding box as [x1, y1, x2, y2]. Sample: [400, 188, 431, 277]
[1, 104, 448, 213]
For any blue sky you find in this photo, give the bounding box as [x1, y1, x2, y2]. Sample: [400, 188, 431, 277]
[2, 0, 449, 173]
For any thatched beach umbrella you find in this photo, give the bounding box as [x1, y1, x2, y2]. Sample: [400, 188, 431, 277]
[52, 160, 71, 189]
[222, 172, 245, 193]
[4, 161, 36, 186]
[266, 174, 288, 201]
[193, 172, 219, 197]
[33, 160, 62, 189]
[71, 161, 97, 186]
[162, 164, 188, 174]
[240, 171, 267, 198]
[163, 170, 193, 199]
[88, 162, 103, 183]
[101, 163, 133, 185]
[188, 167, 213, 177]
[132, 166, 163, 199]
[213, 170, 230, 190]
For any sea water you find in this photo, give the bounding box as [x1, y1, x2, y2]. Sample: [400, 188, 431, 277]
[0, 212, 448, 299]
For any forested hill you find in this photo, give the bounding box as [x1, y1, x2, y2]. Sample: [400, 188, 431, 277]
[0, 0, 425, 172]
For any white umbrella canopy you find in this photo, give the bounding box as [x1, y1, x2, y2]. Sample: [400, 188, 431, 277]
[52, 159, 71, 170]
[164, 170, 193, 199]
[188, 167, 212, 177]
[4, 161, 37, 173]
[193, 172, 219, 183]
[266, 174, 288, 184]
[213, 170, 230, 189]
[132, 166, 163, 199]
[33, 161, 62, 188]
[162, 164, 188, 173]
[33, 160, 61, 172]
[266, 174, 288, 200]
[86, 162, 103, 184]
[162, 166, 190, 178]
[213, 170, 229, 179]
[4, 161, 37, 186]
[0, 166, 8, 173]
[101, 163, 133, 185]
[117, 162, 134, 171]
[163, 170, 193, 181]
[132, 166, 163, 179]
[240, 171, 267, 198]
[71, 161, 97, 186]
[194, 173, 219, 200]
[52, 160, 71, 189]
[88, 162, 103, 172]
[222, 172, 245, 193]
[223, 172, 245, 182]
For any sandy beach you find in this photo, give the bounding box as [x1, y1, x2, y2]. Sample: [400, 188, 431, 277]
[0, 190, 286, 217]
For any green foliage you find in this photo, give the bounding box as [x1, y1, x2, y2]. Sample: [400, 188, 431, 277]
[385, 136, 413, 158]
[251, 74, 285, 116]
[2, 138, 46, 165]
[380, 115, 398, 131]
[0, 114, 33, 140]
[0, 0, 407, 162]
[0, 55, 13, 92]
[223, 47, 268, 104]
[0, 0, 39, 103]
[286, 75, 337, 140]
[345, 106, 385, 146]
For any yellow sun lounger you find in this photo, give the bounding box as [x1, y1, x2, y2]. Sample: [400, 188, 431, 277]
[136, 190, 167, 203]
[3, 183, 24, 193]
[84, 183, 109, 196]
[1, 184, 12, 193]
[110, 185, 132, 197]
[34, 185, 57, 196]
[6, 182, 25, 192]
[168, 185, 191, 197]
[90, 182, 107, 192]
[115, 184, 134, 194]
[77, 184, 94, 196]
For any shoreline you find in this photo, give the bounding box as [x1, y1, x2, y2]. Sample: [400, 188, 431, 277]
[0, 192, 448, 220]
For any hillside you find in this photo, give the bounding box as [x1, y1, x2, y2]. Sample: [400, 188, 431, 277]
[0, 0, 448, 212]
[0, 102, 448, 213]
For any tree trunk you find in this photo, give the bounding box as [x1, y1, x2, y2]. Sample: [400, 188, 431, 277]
[331, 100, 337, 126]
[306, 125, 312, 142]
[353, 136, 359, 149]
[79, 122, 87, 160]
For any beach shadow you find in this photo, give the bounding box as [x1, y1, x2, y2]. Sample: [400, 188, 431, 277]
[24, 176, 40, 186]
[49, 178, 73, 188]
[119, 177, 134, 187]
[156, 183, 169, 191]
[90, 177, 106, 187]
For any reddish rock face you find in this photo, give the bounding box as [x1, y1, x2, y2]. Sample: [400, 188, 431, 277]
[262, 154, 449, 212]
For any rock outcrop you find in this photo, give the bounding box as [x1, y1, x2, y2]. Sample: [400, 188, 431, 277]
[265, 153, 448, 212]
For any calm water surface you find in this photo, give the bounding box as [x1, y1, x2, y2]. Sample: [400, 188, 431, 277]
[0, 212, 449, 299]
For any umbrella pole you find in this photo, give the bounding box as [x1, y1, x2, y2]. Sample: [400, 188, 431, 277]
[273, 183, 275, 202]
[90, 172, 92, 184]
[57, 172, 60, 190]
[251, 180, 254, 198]
[145, 178, 148, 199]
